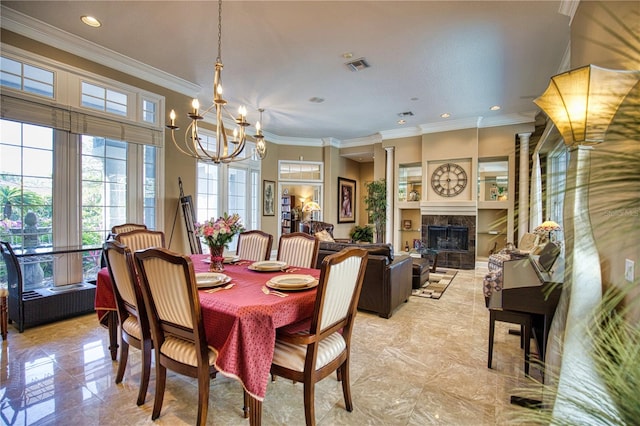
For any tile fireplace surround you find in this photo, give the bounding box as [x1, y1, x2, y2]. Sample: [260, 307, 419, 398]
[421, 215, 476, 269]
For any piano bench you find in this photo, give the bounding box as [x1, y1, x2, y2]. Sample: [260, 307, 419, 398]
[488, 309, 533, 376]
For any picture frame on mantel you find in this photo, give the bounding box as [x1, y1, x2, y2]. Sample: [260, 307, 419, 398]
[337, 177, 356, 223]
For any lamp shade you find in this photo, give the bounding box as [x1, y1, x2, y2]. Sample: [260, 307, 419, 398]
[534, 65, 639, 147]
[535, 219, 561, 234]
[302, 201, 321, 212]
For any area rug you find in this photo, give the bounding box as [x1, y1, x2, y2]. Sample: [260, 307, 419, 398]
[411, 269, 458, 299]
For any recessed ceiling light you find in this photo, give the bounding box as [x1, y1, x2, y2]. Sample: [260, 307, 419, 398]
[490, 105, 501, 111]
[440, 113, 451, 118]
[81, 15, 101, 27]
[397, 119, 406, 125]
[342, 52, 353, 59]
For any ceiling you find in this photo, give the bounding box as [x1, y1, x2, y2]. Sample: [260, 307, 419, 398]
[1, 1, 571, 160]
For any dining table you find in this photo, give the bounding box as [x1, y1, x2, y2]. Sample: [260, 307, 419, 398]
[94, 253, 320, 425]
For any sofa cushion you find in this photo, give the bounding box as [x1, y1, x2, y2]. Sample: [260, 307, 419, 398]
[314, 230, 335, 242]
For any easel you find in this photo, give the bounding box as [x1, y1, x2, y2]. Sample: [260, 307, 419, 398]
[169, 177, 202, 254]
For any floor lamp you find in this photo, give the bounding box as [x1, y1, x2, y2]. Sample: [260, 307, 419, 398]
[534, 65, 639, 420]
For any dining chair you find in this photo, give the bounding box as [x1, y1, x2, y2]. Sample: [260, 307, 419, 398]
[270, 247, 368, 426]
[276, 232, 319, 269]
[134, 247, 217, 426]
[115, 229, 165, 253]
[102, 240, 152, 405]
[236, 230, 273, 261]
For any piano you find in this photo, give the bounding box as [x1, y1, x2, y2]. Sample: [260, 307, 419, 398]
[490, 242, 564, 368]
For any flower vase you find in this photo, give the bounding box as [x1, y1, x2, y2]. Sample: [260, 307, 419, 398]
[208, 245, 225, 272]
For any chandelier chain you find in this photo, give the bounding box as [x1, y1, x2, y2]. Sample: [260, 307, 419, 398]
[216, 0, 222, 63]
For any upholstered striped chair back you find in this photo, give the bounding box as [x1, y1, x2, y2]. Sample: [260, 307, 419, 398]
[135, 249, 196, 330]
[276, 232, 319, 268]
[317, 249, 367, 331]
[111, 223, 147, 235]
[116, 229, 165, 253]
[237, 230, 273, 261]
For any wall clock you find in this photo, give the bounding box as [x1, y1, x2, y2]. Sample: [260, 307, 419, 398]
[430, 162, 468, 197]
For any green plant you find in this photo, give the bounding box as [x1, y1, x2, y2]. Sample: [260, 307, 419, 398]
[349, 225, 373, 243]
[364, 179, 386, 243]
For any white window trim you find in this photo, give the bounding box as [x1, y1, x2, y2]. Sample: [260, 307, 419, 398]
[1, 44, 165, 133]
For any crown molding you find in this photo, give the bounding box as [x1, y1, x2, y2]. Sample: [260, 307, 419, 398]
[1, 6, 200, 97]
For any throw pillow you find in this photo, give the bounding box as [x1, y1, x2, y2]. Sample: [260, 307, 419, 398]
[315, 230, 335, 242]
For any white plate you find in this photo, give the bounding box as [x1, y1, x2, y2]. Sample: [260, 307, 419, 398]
[248, 260, 288, 272]
[195, 272, 231, 288]
[267, 274, 318, 291]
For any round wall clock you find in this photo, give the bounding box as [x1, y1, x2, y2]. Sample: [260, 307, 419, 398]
[431, 163, 468, 197]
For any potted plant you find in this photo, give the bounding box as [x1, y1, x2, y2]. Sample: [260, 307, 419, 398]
[350, 225, 373, 243]
[364, 179, 387, 243]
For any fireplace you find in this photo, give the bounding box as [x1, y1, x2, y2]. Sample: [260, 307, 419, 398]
[421, 214, 476, 269]
[428, 225, 469, 251]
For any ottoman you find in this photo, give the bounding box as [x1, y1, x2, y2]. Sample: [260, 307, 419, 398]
[412, 258, 430, 289]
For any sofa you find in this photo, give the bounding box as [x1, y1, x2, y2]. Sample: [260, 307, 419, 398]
[315, 241, 413, 318]
[299, 221, 334, 236]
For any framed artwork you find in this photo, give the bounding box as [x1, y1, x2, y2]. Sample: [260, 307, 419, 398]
[403, 219, 412, 230]
[263, 180, 275, 216]
[337, 177, 356, 223]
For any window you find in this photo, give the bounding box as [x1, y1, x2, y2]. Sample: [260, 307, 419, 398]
[195, 132, 261, 252]
[81, 135, 128, 245]
[81, 81, 127, 116]
[548, 144, 569, 237]
[0, 120, 54, 251]
[143, 145, 157, 229]
[0, 56, 54, 98]
[142, 98, 157, 124]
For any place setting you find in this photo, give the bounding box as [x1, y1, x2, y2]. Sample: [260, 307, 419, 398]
[265, 274, 318, 292]
[195, 272, 235, 293]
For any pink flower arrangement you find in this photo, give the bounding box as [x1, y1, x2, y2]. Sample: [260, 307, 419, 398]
[195, 212, 245, 249]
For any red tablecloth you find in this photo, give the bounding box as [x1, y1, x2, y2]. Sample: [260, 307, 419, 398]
[95, 254, 319, 401]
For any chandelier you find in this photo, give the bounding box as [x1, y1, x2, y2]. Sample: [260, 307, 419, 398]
[166, 0, 266, 163]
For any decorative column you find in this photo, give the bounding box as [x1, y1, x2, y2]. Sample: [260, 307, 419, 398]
[385, 147, 394, 246]
[517, 132, 531, 243]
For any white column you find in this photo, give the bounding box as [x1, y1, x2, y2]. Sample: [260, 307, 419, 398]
[385, 147, 394, 246]
[518, 132, 531, 243]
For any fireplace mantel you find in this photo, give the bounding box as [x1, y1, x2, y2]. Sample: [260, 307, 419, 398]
[420, 201, 476, 216]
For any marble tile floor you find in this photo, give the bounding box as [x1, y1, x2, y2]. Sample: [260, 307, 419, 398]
[1, 262, 543, 425]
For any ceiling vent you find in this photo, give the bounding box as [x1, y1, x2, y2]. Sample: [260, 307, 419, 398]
[345, 58, 370, 72]
[397, 111, 414, 118]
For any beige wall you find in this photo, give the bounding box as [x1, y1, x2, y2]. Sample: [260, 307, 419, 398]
[571, 1, 640, 317]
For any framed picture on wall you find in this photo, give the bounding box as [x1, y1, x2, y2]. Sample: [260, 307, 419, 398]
[337, 177, 356, 223]
[263, 180, 275, 216]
